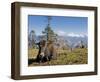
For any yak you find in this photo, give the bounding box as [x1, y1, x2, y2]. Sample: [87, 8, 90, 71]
[36, 40, 57, 63]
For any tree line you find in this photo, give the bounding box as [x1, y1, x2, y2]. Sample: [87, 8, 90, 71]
[28, 25, 58, 48]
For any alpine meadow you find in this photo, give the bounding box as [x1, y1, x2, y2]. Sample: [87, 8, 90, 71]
[28, 15, 88, 66]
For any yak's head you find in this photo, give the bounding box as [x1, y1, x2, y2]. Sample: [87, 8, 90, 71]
[36, 40, 47, 56]
[36, 40, 55, 62]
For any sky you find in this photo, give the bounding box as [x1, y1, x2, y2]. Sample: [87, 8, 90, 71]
[28, 15, 88, 37]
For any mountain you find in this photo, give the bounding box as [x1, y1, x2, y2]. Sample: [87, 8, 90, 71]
[31, 35, 88, 49]
[57, 35, 88, 48]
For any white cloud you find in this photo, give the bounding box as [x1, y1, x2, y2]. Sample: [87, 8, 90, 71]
[67, 33, 85, 37]
[56, 30, 66, 36]
[56, 31, 87, 38]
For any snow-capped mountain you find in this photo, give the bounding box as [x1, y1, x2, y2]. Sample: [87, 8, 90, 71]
[57, 35, 88, 48]
[29, 34, 88, 49]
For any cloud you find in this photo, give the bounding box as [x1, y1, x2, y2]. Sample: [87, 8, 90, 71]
[67, 33, 85, 37]
[56, 30, 67, 36]
[56, 31, 87, 38]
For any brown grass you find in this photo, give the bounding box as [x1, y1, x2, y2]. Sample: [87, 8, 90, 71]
[28, 48, 88, 66]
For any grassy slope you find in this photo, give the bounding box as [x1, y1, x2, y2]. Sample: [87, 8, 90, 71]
[28, 48, 87, 66]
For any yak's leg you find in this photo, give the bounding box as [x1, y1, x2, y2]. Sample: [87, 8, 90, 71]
[52, 50, 57, 60]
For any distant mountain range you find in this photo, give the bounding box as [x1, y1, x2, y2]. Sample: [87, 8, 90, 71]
[63, 35, 87, 44]
[57, 35, 88, 48]
[33, 35, 88, 48]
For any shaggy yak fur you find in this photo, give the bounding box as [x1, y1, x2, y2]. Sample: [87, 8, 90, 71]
[36, 40, 57, 63]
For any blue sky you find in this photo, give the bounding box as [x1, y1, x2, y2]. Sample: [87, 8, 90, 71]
[28, 15, 88, 37]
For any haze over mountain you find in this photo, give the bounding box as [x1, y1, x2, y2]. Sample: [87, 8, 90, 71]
[33, 34, 88, 48]
[57, 35, 87, 47]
